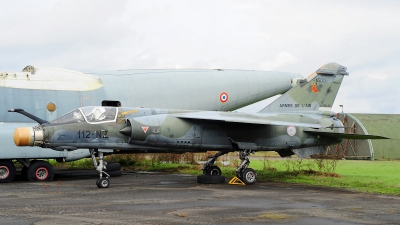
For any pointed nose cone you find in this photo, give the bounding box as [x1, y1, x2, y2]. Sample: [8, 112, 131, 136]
[14, 127, 34, 146]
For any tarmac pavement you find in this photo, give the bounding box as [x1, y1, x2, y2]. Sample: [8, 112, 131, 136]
[0, 169, 399, 225]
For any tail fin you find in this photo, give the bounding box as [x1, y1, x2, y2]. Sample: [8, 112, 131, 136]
[258, 62, 348, 113]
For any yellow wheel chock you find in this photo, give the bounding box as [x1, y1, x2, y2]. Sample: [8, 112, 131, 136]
[228, 176, 246, 185]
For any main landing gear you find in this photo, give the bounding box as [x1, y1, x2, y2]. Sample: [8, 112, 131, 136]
[17, 159, 54, 182]
[89, 149, 122, 188]
[202, 151, 225, 176]
[0, 160, 16, 183]
[197, 151, 226, 184]
[235, 150, 257, 185]
[197, 150, 257, 185]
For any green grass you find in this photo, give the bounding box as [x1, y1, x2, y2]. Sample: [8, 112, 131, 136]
[332, 160, 400, 194]
[232, 159, 400, 195]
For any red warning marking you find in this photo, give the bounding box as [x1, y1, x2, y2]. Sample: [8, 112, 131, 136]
[220, 92, 229, 103]
[311, 83, 319, 93]
[142, 127, 149, 133]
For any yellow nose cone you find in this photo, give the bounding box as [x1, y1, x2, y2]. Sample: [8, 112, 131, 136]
[13, 127, 33, 146]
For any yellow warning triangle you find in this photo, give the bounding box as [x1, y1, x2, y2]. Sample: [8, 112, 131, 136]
[228, 176, 246, 185]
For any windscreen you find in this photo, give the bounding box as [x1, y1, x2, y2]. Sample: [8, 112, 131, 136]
[50, 109, 85, 124]
[50, 107, 118, 124]
[80, 106, 117, 123]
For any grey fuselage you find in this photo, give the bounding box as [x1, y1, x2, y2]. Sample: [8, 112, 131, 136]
[26, 107, 343, 155]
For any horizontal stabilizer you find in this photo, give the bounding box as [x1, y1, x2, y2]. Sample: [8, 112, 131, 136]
[304, 131, 389, 140]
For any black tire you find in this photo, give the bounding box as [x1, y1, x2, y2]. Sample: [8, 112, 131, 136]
[21, 165, 28, 181]
[197, 175, 225, 184]
[0, 160, 16, 183]
[241, 168, 257, 185]
[97, 177, 110, 188]
[26, 160, 54, 181]
[106, 163, 121, 172]
[107, 170, 122, 177]
[205, 166, 222, 176]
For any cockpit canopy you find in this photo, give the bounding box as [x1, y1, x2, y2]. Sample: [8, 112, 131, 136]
[50, 106, 117, 124]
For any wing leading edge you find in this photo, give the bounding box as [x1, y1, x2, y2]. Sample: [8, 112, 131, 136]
[174, 111, 322, 129]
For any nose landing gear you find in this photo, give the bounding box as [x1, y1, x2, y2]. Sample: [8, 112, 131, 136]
[90, 149, 110, 188]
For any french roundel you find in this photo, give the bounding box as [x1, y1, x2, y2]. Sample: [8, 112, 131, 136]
[220, 92, 229, 103]
[287, 126, 296, 136]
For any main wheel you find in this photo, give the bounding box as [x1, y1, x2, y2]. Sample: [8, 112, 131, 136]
[0, 160, 16, 183]
[26, 160, 54, 181]
[241, 168, 257, 185]
[205, 166, 222, 176]
[97, 177, 110, 188]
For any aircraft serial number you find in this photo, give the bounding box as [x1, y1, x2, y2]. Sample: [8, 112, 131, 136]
[279, 104, 312, 107]
[77, 130, 108, 138]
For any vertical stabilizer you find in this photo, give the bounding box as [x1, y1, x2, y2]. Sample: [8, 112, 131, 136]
[258, 62, 348, 113]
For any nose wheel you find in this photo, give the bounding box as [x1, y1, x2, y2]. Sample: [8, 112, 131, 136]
[96, 177, 110, 188]
[90, 149, 110, 188]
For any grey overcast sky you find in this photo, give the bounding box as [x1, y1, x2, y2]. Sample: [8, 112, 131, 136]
[1, 0, 399, 114]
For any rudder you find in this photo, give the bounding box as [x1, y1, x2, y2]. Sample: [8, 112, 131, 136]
[258, 62, 349, 113]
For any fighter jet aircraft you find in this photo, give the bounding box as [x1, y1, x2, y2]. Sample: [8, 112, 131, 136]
[10, 63, 388, 188]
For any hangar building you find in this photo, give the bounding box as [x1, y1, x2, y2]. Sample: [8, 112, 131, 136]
[324, 113, 400, 160]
